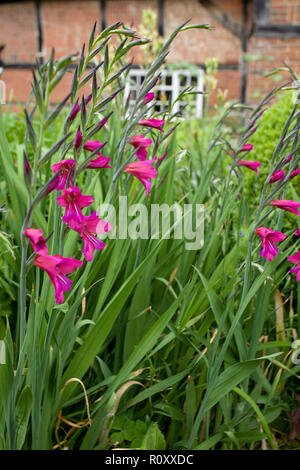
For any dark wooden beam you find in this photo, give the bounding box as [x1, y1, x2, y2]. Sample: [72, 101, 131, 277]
[100, 0, 107, 31]
[253, 0, 300, 36]
[198, 0, 242, 39]
[124, 62, 239, 71]
[35, 0, 44, 65]
[253, 0, 270, 25]
[0, 62, 94, 70]
[255, 24, 300, 37]
[240, 0, 248, 104]
[158, 0, 165, 36]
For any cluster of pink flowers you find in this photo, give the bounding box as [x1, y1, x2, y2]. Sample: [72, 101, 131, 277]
[235, 143, 300, 280]
[25, 131, 113, 303]
[24, 81, 166, 303]
[236, 144, 300, 183]
[255, 199, 300, 281]
[124, 82, 166, 196]
[236, 144, 262, 174]
[24, 227, 83, 304]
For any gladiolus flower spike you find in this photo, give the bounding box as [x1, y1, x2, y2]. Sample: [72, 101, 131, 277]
[24, 228, 48, 255]
[24, 228, 83, 304]
[270, 170, 285, 183]
[129, 135, 152, 161]
[255, 227, 286, 261]
[237, 160, 261, 174]
[270, 200, 300, 216]
[239, 143, 253, 152]
[143, 92, 155, 104]
[57, 186, 94, 229]
[83, 140, 111, 168]
[139, 119, 165, 132]
[34, 254, 83, 304]
[68, 211, 112, 262]
[52, 159, 75, 190]
[124, 158, 157, 197]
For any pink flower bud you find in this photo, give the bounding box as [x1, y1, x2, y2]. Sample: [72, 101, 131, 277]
[75, 127, 83, 150]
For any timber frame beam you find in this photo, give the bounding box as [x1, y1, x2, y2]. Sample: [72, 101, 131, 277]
[198, 0, 242, 39]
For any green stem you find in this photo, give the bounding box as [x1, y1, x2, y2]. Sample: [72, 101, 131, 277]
[19, 205, 32, 349]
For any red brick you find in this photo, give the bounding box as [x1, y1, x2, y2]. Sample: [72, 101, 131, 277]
[106, 0, 158, 64]
[209, 69, 241, 105]
[247, 36, 300, 102]
[164, 0, 241, 65]
[1, 65, 92, 107]
[49, 67, 93, 104]
[0, 2, 38, 63]
[1, 69, 33, 106]
[42, 1, 101, 60]
[106, 0, 157, 28]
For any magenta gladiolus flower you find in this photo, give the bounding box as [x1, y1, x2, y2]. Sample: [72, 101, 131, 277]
[34, 254, 83, 304]
[143, 92, 155, 104]
[129, 135, 152, 161]
[124, 158, 157, 197]
[57, 186, 94, 229]
[139, 119, 165, 132]
[83, 140, 104, 154]
[270, 200, 300, 216]
[255, 227, 286, 261]
[290, 169, 300, 179]
[240, 144, 253, 152]
[24, 228, 48, 255]
[87, 155, 111, 168]
[69, 211, 112, 262]
[237, 160, 261, 174]
[295, 228, 300, 236]
[288, 251, 300, 281]
[269, 169, 299, 183]
[82, 140, 111, 168]
[75, 127, 83, 150]
[52, 159, 75, 190]
[270, 170, 285, 183]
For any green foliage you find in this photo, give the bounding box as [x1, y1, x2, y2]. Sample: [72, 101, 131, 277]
[110, 416, 165, 449]
[110, 416, 148, 448]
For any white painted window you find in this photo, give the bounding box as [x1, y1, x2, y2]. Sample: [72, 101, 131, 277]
[124, 67, 205, 118]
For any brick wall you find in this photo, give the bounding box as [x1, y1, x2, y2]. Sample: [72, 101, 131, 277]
[269, 0, 300, 24]
[0, 0, 300, 110]
[247, 36, 300, 100]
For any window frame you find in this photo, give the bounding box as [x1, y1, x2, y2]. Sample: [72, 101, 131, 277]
[124, 66, 205, 118]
